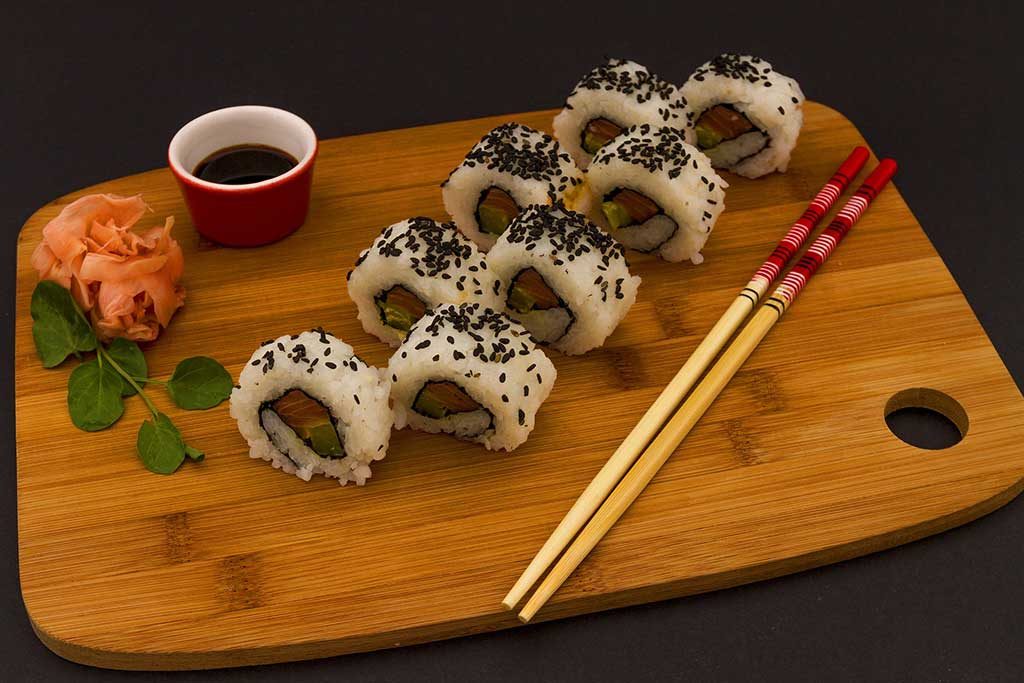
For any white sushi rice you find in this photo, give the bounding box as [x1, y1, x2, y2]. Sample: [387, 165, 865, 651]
[553, 58, 691, 169]
[387, 303, 556, 451]
[488, 203, 640, 355]
[681, 53, 805, 179]
[441, 123, 590, 251]
[587, 124, 727, 263]
[346, 217, 503, 347]
[230, 329, 393, 485]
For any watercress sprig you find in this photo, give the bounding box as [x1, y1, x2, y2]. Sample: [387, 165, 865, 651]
[29, 281, 232, 474]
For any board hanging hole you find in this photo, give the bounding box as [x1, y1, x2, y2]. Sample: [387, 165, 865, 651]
[884, 388, 968, 450]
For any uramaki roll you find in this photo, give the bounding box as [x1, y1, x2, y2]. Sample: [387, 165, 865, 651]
[587, 124, 727, 263]
[553, 58, 690, 170]
[347, 217, 502, 347]
[681, 53, 805, 178]
[442, 123, 589, 251]
[387, 303, 556, 451]
[230, 328, 393, 485]
[488, 203, 640, 355]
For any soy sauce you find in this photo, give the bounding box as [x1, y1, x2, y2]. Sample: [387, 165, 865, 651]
[193, 144, 298, 185]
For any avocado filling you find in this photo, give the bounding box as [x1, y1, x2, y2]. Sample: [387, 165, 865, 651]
[413, 381, 481, 420]
[600, 188, 661, 229]
[694, 104, 755, 150]
[269, 389, 343, 457]
[507, 268, 561, 314]
[476, 187, 520, 236]
[581, 117, 624, 154]
[375, 285, 428, 333]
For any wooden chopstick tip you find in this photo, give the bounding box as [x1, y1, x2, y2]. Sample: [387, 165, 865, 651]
[517, 605, 538, 624]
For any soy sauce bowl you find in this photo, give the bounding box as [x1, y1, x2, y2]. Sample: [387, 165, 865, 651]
[168, 105, 318, 247]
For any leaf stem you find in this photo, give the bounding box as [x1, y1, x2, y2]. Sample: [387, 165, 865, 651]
[99, 347, 158, 417]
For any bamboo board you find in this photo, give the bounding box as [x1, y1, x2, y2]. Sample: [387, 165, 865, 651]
[14, 103, 1024, 670]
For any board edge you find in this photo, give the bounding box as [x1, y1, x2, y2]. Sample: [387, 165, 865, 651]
[21, 469, 1024, 671]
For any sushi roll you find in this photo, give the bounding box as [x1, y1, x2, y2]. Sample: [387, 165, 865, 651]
[230, 328, 393, 485]
[387, 303, 556, 451]
[347, 217, 503, 347]
[681, 54, 805, 178]
[441, 122, 589, 251]
[488, 203, 640, 355]
[587, 124, 727, 264]
[553, 58, 690, 169]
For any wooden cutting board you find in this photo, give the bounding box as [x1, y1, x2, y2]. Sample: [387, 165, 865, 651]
[15, 103, 1024, 670]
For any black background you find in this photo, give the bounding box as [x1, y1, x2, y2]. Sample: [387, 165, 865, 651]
[4, 2, 1023, 681]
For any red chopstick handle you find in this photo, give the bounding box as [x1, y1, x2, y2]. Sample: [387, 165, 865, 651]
[745, 146, 869, 300]
[768, 158, 898, 314]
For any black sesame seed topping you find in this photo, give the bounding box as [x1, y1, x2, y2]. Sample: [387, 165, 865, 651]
[591, 125, 701, 178]
[691, 54, 774, 83]
[358, 217, 486, 282]
[411, 303, 540, 369]
[568, 58, 687, 121]
[447, 123, 575, 187]
[503, 202, 627, 263]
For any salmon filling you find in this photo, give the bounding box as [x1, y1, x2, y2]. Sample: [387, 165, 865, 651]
[476, 187, 520, 236]
[600, 188, 661, 229]
[268, 389, 343, 457]
[375, 285, 427, 332]
[507, 268, 560, 314]
[695, 104, 756, 150]
[413, 381, 481, 419]
[581, 117, 623, 154]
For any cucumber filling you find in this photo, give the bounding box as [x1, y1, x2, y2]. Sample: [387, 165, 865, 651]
[601, 188, 677, 252]
[695, 104, 766, 165]
[267, 389, 344, 457]
[476, 186, 520, 236]
[375, 285, 427, 333]
[507, 268, 572, 343]
[581, 117, 624, 154]
[600, 188, 661, 229]
[507, 268, 560, 314]
[413, 381, 481, 419]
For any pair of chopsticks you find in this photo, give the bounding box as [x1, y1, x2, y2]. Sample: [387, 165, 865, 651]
[504, 148, 897, 622]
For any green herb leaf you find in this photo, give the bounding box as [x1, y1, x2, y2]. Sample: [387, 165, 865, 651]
[30, 281, 97, 367]
[105, 337, 148, 396]
[184, 444, 205, 462]
[136, 412, 186, 474]
[167, 356, 233, 410]
[67, 359, 124, 431]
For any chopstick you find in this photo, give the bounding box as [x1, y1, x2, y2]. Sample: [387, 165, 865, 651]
[502, 147, 870, 610]
[517, 158, 898, 622]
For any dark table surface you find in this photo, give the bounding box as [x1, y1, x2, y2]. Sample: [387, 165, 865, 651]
[4, 2, 1022, 680]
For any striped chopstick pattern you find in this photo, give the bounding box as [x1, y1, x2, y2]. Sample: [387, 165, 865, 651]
[742, 146, 869, 303]
[768, 158, 897, 313]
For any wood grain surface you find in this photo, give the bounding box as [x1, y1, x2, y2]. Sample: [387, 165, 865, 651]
[14, 103, 1024, 670]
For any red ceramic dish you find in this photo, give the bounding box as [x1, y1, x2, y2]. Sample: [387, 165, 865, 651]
[168, 106, 318, 247]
